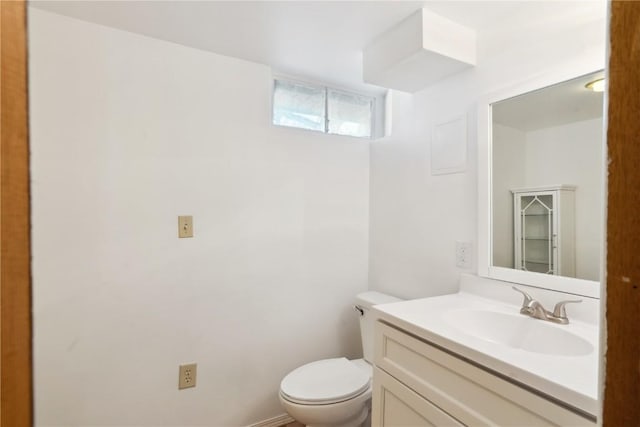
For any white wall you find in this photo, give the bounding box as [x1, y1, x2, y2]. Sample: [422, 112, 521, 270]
[492, 124, 526, 269]
[525, 118, 603, 280]
[491, 119, 603, 281]
[369, 6, 606, 298]
[30, 9, 369, 426]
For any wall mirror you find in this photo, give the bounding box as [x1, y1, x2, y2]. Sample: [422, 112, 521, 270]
[478, 67, 605, 298]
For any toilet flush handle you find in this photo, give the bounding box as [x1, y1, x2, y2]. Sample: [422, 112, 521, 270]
[353, 305, 364, 316]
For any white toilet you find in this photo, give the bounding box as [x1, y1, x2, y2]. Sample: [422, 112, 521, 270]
[279, 292, 402, 427]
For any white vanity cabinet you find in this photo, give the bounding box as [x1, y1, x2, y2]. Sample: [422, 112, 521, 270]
[373, 368, 463, 426]
[371, 321, 595, 427]
[512, 186, 575, 277]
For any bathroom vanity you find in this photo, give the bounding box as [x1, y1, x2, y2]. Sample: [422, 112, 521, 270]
[370, 281, 598, 426]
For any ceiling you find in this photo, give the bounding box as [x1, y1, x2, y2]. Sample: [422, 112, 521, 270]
[493, 71, 605, 132]
[29, 1, 606, 95]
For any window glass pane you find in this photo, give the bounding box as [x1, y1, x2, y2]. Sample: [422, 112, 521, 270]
[273, 80, 326, 132]
[327, 90, 373, 138]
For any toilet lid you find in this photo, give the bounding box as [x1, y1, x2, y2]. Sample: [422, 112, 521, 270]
[280, 358, 370, 405]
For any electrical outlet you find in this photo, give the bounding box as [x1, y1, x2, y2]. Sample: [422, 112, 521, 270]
[455, 241, 472, 269]
[178, 363, 197, 389]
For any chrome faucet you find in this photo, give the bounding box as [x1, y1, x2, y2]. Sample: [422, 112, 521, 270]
[512, 286, 581, 325]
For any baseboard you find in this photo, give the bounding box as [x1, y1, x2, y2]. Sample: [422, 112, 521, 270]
[247, 413, 296, 427]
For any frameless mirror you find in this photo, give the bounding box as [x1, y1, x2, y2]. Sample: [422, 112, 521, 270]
[478, 70, 605, 298]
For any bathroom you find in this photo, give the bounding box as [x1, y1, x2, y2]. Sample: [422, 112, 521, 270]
[2, 0, 638, 426]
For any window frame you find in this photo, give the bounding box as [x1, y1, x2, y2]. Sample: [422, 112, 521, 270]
[272, 77, 375, 139]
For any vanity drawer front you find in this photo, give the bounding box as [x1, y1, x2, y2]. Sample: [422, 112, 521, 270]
[372, 367, 464, 427]
[375, 321, 594, 427]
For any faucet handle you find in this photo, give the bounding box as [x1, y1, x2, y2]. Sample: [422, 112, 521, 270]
[552, 299, 582, 319]
[512, 286, 534, 313]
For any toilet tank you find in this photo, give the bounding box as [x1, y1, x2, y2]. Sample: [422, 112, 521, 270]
[354, 291, 402, 363]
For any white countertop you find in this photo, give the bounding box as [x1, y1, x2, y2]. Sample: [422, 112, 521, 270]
[372, 291, 599, 417]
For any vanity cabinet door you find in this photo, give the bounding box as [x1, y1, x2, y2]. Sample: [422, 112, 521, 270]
[372, 367, 463, 427]
[374, 321, 595, 427]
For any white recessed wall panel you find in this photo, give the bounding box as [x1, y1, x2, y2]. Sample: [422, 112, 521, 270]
[431, 116, 467, 175]
[364, 8, 476, 93]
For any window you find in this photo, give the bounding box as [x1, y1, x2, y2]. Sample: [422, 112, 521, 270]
[273, 80, 326, 132]
[273, 79, 374, 139]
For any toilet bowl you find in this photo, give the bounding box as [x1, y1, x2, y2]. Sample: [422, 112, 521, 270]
[279, 358, 372, 427]
[279, 292, 402, 427]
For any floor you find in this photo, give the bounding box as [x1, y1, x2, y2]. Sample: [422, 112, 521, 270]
[283, 422, 304, 427]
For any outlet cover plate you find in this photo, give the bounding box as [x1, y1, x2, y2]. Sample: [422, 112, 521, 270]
[455, 241, 472, 269]
[178, 363, 197, 389]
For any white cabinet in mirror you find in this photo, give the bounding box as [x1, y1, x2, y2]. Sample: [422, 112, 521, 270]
[478, 67, 605, 299]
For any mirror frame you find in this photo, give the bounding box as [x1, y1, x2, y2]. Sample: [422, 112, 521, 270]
[477, 60, 605, 299]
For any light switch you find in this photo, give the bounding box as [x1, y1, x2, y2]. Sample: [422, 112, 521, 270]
[178, 216, 193, 238]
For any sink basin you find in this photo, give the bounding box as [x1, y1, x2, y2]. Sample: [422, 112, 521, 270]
[443, 309, 594, 357]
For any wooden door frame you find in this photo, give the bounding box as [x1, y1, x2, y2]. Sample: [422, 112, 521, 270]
[0, 1, 638, 426]
[0, 0, 33, 425]
[602, 1, 640, 425]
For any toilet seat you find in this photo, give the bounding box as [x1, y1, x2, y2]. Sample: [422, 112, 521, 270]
[280, 358, 370, 405]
